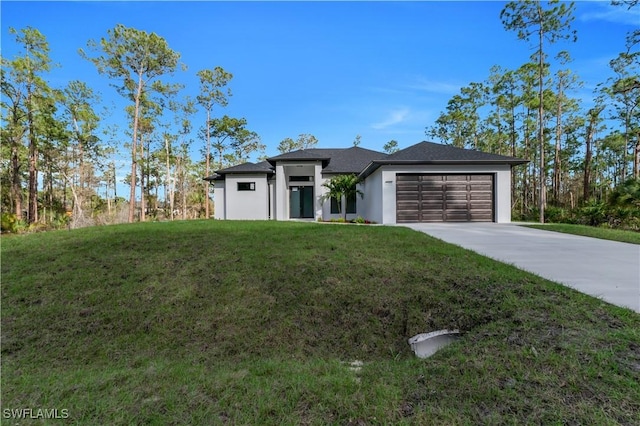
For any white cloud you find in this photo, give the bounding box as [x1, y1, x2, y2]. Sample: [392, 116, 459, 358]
[579, 2, 640, 26]
[367, 76, 462, 97]
[371, 108, 411, 130]
[406, 78, 462, 96]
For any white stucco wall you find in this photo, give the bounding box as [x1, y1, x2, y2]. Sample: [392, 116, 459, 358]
[224, 174, 269, 220]
[268, 178, 275, 219]
[275, 164, 287, 220]
[314, 164, 323, 220]
[213, 181, 226, 220]
[493, 166, 512, 223]
[318, 176, 330, 220]
[361, 168, 384, 224]
[365, 164, 513, 224]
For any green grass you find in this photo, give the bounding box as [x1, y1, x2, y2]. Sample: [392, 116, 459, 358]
[525, 223, 640, 245]
[2, 220, 639, 424]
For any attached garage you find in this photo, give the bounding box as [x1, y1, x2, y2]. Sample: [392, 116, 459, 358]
[358, 142, 527, 224]
[396, 174, 494, 223]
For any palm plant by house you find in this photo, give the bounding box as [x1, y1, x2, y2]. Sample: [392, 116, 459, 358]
[322, 174, 363, 221]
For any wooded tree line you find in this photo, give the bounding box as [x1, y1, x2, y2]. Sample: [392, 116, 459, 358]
[2, 2, 638, 231]
[1, 24, 264, 230]
[427, 0, 639, 224]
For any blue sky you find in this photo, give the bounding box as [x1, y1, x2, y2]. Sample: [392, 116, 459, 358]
[2, 1, 638, 171]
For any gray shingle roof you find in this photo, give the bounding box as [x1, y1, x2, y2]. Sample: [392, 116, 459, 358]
[322, 147, 388, 173]
[204, 141, 528, 181]
[386, 141, 526, 162]
[359, 141, 528, 178]
[266, 147, 388, 174]
[267, 149, 335, 162]
[203, 160, 274, 181]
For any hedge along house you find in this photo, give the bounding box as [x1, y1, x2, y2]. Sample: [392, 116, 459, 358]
[204, 141, 528, 224]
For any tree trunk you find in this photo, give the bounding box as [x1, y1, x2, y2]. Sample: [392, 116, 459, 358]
[217, 144, 224, 171]
[73, 118, 86, 227]
[537, 16, 546, 224]
[553, 78, 563, 205]
[107, 183, 112, 216]
[70, 182, 82, 230]
[510, 99, 517, 212]
[27, 87, 38, 224]
[538, 35, 547, 223]
[154, 180, 159, 212]
[181, 158, 187, 221]
[622, 132, 629, 181]
[46, 161, 54, 224]
[522, 111, 530, 215]
[584, 118, 594, 202]
[165, 136, 174, 221]
[205, 109, 211, 218]
[140, 135, 146, 222]
[128, 72, 144, 223]
[10, 142, 23, 218]
[146, 139, 152, 218]
[28, 140, 38, 224]
[635, 132, 640, 179]
[583, 106, 603, 202]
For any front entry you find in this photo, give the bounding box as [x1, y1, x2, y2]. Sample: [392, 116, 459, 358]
[289, 186, 314, 218]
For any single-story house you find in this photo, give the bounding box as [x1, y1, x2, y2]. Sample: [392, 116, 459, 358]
[204, 141, 528, 224]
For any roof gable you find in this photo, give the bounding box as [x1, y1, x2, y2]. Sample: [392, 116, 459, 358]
[266, 149, 337, 163]
[386, 141, 526, 162]
[359, 141, 528, 178]
[203, 160, 274, 181]
[322, 146, 388, 173]
[267, 147, 388, 174]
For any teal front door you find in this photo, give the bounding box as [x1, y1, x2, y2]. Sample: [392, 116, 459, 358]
[289, 186, 314, 218]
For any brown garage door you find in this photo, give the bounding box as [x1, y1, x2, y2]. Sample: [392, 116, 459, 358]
[396, 174, 494, 223]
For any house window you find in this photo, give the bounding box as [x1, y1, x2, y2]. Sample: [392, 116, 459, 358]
[330, 193, 357, 214]
[289, 176, 313, 182]
[237, 182, 255, 191]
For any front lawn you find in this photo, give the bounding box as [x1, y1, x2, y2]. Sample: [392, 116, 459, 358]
[2, 221, 639, 424]
[525, 223, 640, 245]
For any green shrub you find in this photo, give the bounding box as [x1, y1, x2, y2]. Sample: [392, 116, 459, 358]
[606, 206, 640, 230]
[578, 200, 607, 227]
[1, 212, 26, 233]
[544, 206, 577, 224]
[539, 179, 640, 231]
[350, 216, 376, 224]
[609, 178, 640, 209]
[1, 213, 17, 233]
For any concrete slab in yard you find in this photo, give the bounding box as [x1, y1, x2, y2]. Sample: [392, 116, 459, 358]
[402, 223, 640, 313]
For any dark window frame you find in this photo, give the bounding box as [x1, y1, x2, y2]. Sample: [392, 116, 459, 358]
[289, 175, 313, 182]
[237, 182, 256, 191]
[330, 193, 357, 214]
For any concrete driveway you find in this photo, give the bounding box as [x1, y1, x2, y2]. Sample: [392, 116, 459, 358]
[402, 223, 640, 313]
